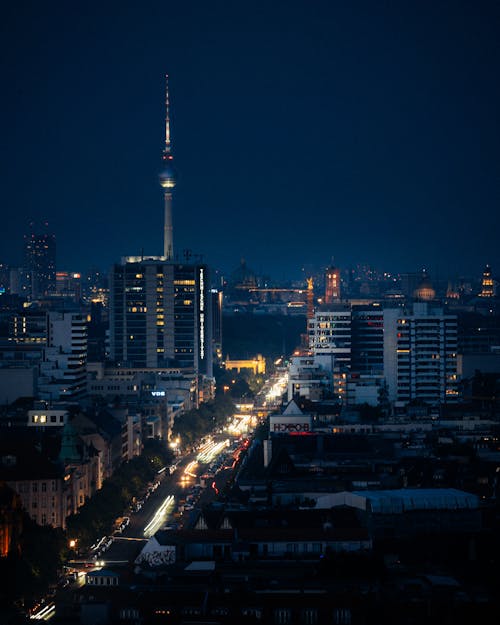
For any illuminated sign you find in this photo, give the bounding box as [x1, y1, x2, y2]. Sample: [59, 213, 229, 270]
[199, 268, 205, 360]
[272, 422, 310, 433]
[270, 415, 313, 434]
[151, 390, 166, 397]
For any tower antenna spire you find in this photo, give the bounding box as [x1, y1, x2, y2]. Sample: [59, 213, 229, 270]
[163, 73, 172, 157]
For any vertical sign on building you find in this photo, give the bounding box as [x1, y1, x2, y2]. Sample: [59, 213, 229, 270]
[199, 268, 205, 361]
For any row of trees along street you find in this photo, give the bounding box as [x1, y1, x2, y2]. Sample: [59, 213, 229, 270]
[1, 367, 267, 619]
[66, 439, 173, 551]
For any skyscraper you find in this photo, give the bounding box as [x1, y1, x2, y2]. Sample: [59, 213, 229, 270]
[159, 74, 176, 260]
[109, 258, 212, 377]
[24, 222, 56, 300]
[384, 303, 458, 406]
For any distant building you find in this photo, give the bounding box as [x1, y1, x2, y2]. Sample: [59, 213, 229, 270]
[479, 264, 495, 297]
[413, 271, 436, 301]
[9, 310, 47, 345]
[400, 272, 422, 299]
[287, 355, 332, 402]
[0, 263, 9, 294]
[308, 307, 351, 399]
[225, 354, 266, 375]
[55, 271, 82, 302]
[324, 266, 341, 303]
[24, 222, 56, 300]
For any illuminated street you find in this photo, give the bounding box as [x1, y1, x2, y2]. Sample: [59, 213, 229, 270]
[143, 495, 175, 538]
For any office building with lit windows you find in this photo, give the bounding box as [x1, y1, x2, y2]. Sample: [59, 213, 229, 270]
[384, 303, 459, 406]
[308, 307, 351, 398]
[304, 302, 458, 408]
[109, 258, 212, 377]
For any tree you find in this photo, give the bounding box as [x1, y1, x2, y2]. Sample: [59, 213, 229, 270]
[0, 515, 67, 615]
[172, 395, 237, 447]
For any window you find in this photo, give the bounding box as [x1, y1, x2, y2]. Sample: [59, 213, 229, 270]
[301, 608, 318, 624]
[274, 608, 291, 624]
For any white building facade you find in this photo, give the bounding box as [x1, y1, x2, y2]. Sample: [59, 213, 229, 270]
[38, 311, 87, 401]
[385, 303, 458, 406]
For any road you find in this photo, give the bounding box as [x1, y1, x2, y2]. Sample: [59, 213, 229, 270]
[91, 437, 237, 566]
[29, 391, 286, 621]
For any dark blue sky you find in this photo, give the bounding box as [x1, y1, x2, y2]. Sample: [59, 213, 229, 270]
[1, 0, 499, 282]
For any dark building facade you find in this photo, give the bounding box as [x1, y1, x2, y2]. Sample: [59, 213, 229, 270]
[351, 305, 385, 376]
[24, 223, 56, 300]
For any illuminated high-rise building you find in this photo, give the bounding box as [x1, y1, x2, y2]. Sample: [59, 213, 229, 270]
[211, 288, 223, 362]
[109, 257, 212, 376]
[324, 266, 341, 303]
[24, 222, 56, 300]
[384, 303, 458, 406]
[479, 264, 495, 297]
[159, 74, 176, 260]
[308, 307, 351, 398]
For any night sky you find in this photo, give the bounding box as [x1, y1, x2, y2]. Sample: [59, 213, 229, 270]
[1, 1, 499, 282]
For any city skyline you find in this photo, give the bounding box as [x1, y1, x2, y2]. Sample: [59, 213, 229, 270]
[1, 1, 499, 280]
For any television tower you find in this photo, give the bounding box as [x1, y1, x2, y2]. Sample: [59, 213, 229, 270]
[159, 74, 176, 260]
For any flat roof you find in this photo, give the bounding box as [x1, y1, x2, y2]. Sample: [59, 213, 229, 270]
[184, 561, 216, 571]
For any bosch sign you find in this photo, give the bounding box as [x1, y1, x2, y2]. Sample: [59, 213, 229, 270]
[272, 422, 310, 433]
[270, 415, 313, 434]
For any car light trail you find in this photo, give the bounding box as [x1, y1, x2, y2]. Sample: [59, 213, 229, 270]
[30, 602, 55, 620]
[182, 460, 198, 478]
[143, 495, 175, 538]
[197, 439, 228, 463]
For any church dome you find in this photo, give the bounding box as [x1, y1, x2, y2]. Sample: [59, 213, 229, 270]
[414, 273, 435, 301]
